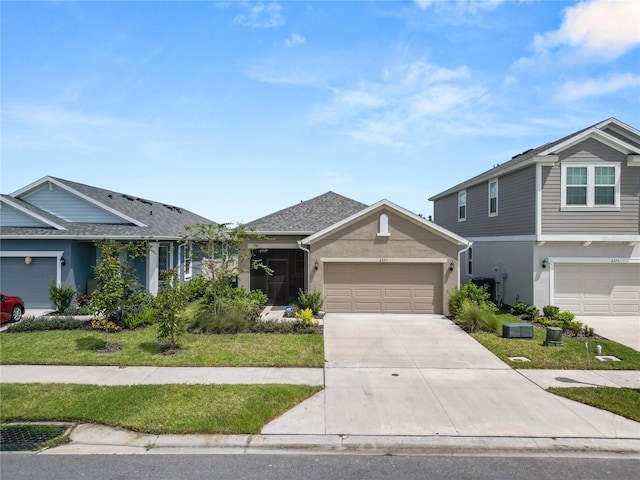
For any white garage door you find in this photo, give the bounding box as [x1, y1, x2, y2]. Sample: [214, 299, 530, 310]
[554, 263, 640, 315]
[324, 263, 442, 314]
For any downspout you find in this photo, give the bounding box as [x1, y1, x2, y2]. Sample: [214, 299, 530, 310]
[457, 241, 473, 289]
[297, 240, 311, 291]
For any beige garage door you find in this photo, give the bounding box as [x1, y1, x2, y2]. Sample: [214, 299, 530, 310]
[554, 263, 640, 315]
[324, 263, 442, 314]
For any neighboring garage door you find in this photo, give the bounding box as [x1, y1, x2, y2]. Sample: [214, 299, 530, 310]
[554, 263, 640, 315]
[0, 257, 57, 309]
[324, 262, 442, 314]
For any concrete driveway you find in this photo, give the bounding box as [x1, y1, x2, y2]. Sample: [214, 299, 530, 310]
[263, 313, 640, 438]
[577, 316, 640, 351]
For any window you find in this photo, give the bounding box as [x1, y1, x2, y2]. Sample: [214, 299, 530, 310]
[467, 247, 473, 276]
[488, 179, 498, 216]
[377, 214, 390, 236]
[458, 190, 466, 221]
[561, 164, 620, 209]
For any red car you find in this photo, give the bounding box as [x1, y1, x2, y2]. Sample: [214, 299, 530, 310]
[1, 294, 25, 324]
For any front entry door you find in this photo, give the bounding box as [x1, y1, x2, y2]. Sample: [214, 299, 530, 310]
[267, 259, 288, 304]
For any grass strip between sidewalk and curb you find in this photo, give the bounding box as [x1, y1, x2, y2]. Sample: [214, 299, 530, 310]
[1, 383, 322, 434]
[548, 387, 640, 423]
[0, 327, 324, 368]
[470, 313, 640, 370]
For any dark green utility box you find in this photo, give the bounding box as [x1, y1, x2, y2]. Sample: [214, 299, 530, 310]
[502, 323, 533, 339]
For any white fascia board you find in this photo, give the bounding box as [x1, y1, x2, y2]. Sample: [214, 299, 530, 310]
[467, 235, 537, 242]
[532, 155, 558, 165]
[628, 155, 640, 166]
[0, 234, 173, 241]
[320, 257, 448, 264]
[595, 118, 640, 140]
[252, 231, 313, 236]
[538, 128, 640, 156]
[0, 197, 67, 230]
[548, 256, 640, 264]
[13, 176, 148, 228]
[301, 199, 470, 246]
[0, 250, 64, 258]
[537, 234, 640, 243]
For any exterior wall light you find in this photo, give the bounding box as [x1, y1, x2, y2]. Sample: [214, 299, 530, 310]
[449, 261, 455, 272]
[541, 258, 548, 269]
[60, 256, 66, 266]
[25, 257, 32, 265]
[314, 260, 319, 270]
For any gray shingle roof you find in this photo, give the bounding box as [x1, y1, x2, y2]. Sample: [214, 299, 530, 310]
[244, 191, 368, 233]
[1, 177, 214, 239]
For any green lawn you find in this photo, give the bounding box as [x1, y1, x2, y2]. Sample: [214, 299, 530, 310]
[0, 326, 324, 368]
[0, 383, 322, 434]
[470, 313, 640, 370]
[548, 387, 640, 423]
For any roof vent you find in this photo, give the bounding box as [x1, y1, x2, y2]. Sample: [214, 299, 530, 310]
[163, 204, 182, 214]
[122, 194, 135, 201]
[136, 197, 152, 206]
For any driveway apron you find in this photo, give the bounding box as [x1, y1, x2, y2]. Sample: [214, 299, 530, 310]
[262, 313, 640, 438]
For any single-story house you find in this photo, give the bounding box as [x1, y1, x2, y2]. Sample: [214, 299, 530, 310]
[239, 192, 470, 315]
[0, 176, 214, 309]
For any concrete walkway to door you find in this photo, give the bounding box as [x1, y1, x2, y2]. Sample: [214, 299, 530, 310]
[262, 313, 640, 438]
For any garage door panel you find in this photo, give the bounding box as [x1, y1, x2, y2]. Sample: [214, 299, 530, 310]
[324, 263, 442, 314]
[555, 263, 640, 315]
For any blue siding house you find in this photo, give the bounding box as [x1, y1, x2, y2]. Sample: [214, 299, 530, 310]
[0, 176, 214, 309]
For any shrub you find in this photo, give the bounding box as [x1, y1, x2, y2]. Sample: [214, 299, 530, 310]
[188, 305, 249, 334]
[568, 321, 583, 336]
[124, 290, 155, 317]
[543, 305, 560, 319]
[556, 310, 575, 324]
[49, 282, 76, 312]
[121, 308, 158, 330]
[449, 282, 495, 318]
[91, 318, 121, 333]
[249, 317, 319, 334]
[513, 302, 539, 320]
[295, 308, 317, 324]
[6, 316, 85, 332]
[457, 299, 497, 333]
[183, 275, 209, 302]
[296, 290, 324, 315]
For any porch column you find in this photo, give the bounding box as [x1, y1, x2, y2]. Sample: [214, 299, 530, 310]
[147, 242, 159, 295]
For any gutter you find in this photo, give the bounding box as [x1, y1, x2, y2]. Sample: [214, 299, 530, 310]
[457, 241, 473, 289]
[297, 240, 311, 290]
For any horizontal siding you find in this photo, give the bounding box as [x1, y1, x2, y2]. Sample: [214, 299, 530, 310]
[433, 166, 536, 237]
[0, 204, 51, 227]
[541, 138, 640, 235]
[23, 184, 130, 224]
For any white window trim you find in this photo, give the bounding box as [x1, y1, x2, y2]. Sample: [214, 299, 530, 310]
[458, 190, 467, 222]
[488, 179, 498, 217]
[560, 163, 621, 211]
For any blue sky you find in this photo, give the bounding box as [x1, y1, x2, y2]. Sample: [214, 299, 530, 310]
[2, 0, 639, 224]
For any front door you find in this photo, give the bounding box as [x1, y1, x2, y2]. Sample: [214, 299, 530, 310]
[267, 259, 288, 305]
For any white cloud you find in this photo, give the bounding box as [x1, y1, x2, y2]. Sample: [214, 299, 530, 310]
[285, 32, 305, 48]
[414, 0, 507, 13]
[233, 2, 284, 29]
[311, 60, 486, 146]
[554, 72, 640, 101]
[533, 0, 640, 59]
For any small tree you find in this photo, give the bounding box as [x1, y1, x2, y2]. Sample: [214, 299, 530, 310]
[182, 223, 272, 315]
[156, 269, 188, 349]
[89, 239, 148, 345]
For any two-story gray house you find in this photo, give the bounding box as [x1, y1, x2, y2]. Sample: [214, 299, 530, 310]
[1, 176, 214, 309]
[429, 118, 640, 316]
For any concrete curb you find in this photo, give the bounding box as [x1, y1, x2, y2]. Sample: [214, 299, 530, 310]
[27, 424, 640, 458]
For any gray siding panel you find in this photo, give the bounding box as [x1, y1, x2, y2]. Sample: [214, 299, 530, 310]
[23, 184, 130, 224]
[541, 138, 640, 235]
[603, 127, 640, 149]
[433, 166, 536, 237]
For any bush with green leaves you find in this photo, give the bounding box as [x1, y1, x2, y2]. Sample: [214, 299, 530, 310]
[556, 310, 575, 324]
[296, 290, 324, 315]
[49, 282, 76, 313]
[6, 316, 85, 332]
[249, 317, 319, 334]
[188, 305, 249, 334]
[543, 305, 560, 319]
[121, 308, 159, 330]
[183, 275, 209, 302]
[512, 302, 539, 320]
[448, 282, 496, 318]
[295, 308, 317, 324]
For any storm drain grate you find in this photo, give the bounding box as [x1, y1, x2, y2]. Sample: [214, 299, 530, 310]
[1, 424, 68, 451]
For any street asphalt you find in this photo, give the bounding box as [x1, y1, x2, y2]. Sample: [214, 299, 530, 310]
[1, 312, 639, 456]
